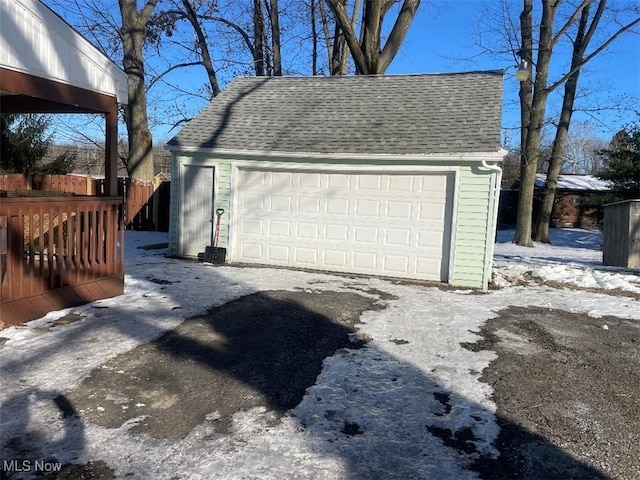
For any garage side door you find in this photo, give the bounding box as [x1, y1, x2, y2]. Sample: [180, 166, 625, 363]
[181, 165, 215, 257]
[234, 169, 454, 281]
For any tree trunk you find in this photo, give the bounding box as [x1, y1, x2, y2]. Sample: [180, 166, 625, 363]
[326, 0, 420, 75]
[118, 0, 157, 183]
[253, 0, 266, 76]
[269, 0, 282, 75]
[513, 0, 556, 246]
[330, 0, 349, 75]
[311, 0, 318, 75]
[534, 2, 601, 242]
[513, 0, 535, 247]
[318, 0, 335, 72]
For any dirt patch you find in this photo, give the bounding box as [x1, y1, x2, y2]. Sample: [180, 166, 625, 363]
[64, 290, 385, 440]
[466, 306, 640, 480]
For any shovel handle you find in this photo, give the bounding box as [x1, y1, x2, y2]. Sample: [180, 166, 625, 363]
[216, 208, 225, 217]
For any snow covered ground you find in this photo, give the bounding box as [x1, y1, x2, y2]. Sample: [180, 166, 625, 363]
[494, 228, 640, 294]
[0, 229, 638, 479]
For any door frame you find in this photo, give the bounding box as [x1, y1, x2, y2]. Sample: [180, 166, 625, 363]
[179, 163, 216, 257]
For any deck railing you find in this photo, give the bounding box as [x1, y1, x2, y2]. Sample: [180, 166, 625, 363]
[0, 196, 124, 324]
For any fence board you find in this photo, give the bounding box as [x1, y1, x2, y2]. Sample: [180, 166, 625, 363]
[1, 174, 170, 232]
[0, 174, 28, 191]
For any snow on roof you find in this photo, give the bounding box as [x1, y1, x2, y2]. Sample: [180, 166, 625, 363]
[535, 174, 610, 191]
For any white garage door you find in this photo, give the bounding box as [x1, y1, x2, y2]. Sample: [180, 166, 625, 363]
[234, 169, 454, 281]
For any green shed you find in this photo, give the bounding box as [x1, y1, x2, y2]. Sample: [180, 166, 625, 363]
[166, 72, 505, 289]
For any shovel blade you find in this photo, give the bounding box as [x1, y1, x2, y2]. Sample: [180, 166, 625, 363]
[203, 246, 227, 264]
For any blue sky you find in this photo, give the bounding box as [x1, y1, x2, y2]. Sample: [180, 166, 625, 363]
[149, 0, 639, 145]
[386, 1, 640, 146]
[49, 0, 639, 148]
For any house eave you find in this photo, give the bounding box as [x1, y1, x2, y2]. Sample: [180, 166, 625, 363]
[164, 146, 508, 162]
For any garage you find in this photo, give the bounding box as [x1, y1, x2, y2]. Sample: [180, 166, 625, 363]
[167, 72, 505, 289]
[233, 168, 455, 281]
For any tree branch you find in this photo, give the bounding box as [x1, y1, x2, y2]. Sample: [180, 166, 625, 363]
[379, 0, 421, 73]
[551, 0, 592, 45]
[147, 62, 202, 91]
[326, 0, 369, 74]
[547, 15, 640, 93]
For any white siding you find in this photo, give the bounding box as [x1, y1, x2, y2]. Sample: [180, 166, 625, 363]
[0, 0, 127, 102]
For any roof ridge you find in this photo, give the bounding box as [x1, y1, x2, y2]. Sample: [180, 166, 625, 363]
[230, 70, 504, 81]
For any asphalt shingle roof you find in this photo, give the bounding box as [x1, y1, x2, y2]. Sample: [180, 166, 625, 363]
[167, 71, 504, 155]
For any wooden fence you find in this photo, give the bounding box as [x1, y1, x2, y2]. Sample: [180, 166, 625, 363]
[0, 196, 124, 325]
[0, 174, 29, 191]
[0, 174, 170, 231]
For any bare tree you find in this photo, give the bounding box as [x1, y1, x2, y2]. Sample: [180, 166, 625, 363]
[513, 0, 554, 247]
[533, 0, 640, 243]
[119, 0, 159, 183]
[507, 0, 640, 246]
[325, 0, 420, 75]
[563, 121, 607, 174]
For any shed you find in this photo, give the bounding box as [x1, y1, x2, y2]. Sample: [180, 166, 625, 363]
[603, 200, 640, 268]
[166, 72, 505, 289]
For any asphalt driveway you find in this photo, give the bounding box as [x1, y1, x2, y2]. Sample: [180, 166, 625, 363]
[1, 270, 638, 479]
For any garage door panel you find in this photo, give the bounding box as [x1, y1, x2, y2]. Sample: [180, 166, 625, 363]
[242, 219, 263, 235]
[243, 193, 264, 211]
[325, 224, 349, 241]
[270, 196, 292, 212]
[417, 230, 443, 248]
[241, 243, 263, 260]
[295, 247, 318, 264]
[419, 175, 447, 192]
[298, 197, 321, 213]
[324, 250, 348, 267]
[384, 255, 410, 273]
[327, 198, 350, 215]
[234, 168, 453, 282]
[297, 223, 319, 238]
[355, 199, 380, 216]
[419, 202, 447, 221]
[356, 174, 382, 190]
[269, 220, 290, 237]
[299, 173, 322, 188]
[353, 252, 377, 270]
[386, 201, 414, 219]
[384, 229, 411, 246]
[272, 171, 294, 187]
[389, 175, 415, 192]
[243, 170, 268, 185]
[267, 245, 289, 262]
[328, 174, 350, 188]
[354, 226, 379, 244]
[416, 257, 441, 277]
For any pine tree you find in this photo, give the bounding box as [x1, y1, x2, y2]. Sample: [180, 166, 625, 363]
[0, 114, 51, 175]
[597, 123, 640, 201]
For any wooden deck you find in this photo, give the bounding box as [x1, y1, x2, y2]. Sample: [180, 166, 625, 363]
[0, 196, 124, 326]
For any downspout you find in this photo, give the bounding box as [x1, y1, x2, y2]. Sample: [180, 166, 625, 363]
[481, 159, 503, 290]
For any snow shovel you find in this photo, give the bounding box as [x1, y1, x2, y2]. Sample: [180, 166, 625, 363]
[203, 208, 226, 264]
